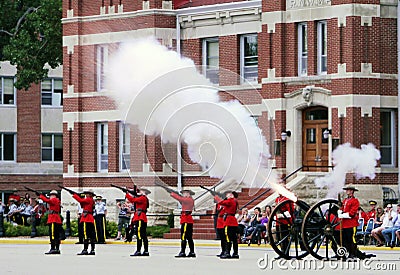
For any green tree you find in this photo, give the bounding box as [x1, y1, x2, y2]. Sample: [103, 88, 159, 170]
[0, 0, 62, 90]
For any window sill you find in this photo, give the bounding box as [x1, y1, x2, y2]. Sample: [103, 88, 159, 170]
[41, 105, 63, 109]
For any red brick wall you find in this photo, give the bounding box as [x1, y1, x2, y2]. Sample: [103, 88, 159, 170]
[17, 84, 41, 163]
[219, 35, 240, 86]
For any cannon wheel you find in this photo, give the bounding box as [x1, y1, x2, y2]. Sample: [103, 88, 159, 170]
[267, 199, 310, 260]
[301, 199, 342, 260]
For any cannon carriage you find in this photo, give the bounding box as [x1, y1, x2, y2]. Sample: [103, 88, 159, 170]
[267, 198, 345, 260]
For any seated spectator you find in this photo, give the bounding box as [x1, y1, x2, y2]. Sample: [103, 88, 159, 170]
[264, 205, 272, 218]
[373, 206, 384, 228]
[247, 211, 269, 245]
[236, 208, 251, 238]
[241, 207, 261, 244]
[7, 198, 19, 225]
[21, 199, 33, 226]
[371, 204, 395, 246]
[382, 204, 400, 248]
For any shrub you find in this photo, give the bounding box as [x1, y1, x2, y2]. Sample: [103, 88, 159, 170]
[147, 225, 170, 238]
[167, 212, 174, 228]
[106, 220, 118, 238]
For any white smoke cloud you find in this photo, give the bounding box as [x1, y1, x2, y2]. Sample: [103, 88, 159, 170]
[314, 143, 381, 198]
[107, 38, 278, 190]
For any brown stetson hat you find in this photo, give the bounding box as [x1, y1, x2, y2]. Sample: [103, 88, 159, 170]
[138, 188, 151, 195]
[343, 185, 358, 191]
[182, 189, 195, 196]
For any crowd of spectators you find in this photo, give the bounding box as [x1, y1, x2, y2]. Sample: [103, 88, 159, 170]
[3, 191, 47, 227]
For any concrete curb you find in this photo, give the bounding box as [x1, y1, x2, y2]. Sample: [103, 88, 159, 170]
[0, 238, 399, 251]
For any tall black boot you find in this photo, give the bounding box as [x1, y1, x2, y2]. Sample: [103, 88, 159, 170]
[220, 242, 232, 259]
[130, 239, 142, 256]
[77, 241, 89, 255]
[187, 239, 196, 258]
[54, 240, 61, 254]
[89, 240, 96, 255]
[141, 238, 149, 256]
[45, 241, 55, 254]
[175, 240, 187, 257]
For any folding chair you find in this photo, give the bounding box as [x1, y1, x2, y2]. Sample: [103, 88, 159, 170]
[357, 218, 374, 245]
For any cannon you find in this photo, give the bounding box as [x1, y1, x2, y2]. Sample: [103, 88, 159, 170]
[267, 198, 343, 260]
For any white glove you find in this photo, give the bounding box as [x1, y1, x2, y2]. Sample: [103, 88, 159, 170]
[338, 212, 350, 219]
[337, 210, 343, 215]
[283, 211, 291, 217]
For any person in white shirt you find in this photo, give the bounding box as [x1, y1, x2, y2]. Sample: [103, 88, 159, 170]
[382, 204, 400, 247]
[371, 204, 396, 246]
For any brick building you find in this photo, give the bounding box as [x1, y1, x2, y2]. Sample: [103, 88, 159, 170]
[0, 61, 63, 202]
[62, 0, 398, 220]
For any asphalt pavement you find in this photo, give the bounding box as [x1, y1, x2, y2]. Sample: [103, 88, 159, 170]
[0, 238, 399, 275]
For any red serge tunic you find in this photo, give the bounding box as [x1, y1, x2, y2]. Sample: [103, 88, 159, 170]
[275, 195, 294, 225]
[171, 193, 194, 224]
[216, 203, 225, 229]
[72, 194, 95, 223]
[39, 194, 62, 224]
[341, 196, 359, 228]
[214, 196, 238, 227]
[126, 193, 148, 223]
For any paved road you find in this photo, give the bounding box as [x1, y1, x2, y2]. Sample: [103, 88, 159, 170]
[1, 242, 399, 275]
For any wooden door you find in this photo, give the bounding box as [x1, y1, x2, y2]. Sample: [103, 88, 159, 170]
[302, 107, 329, 171]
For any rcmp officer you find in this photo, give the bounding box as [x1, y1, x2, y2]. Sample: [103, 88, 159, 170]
[215, 193, 227, 257]
[69, 189, 97, 255]
[338, 185, 374, 259]
[125, 188, 150, 256]
[367, 200, 377, 220]
[214, 191, 239, 259]
[39, 190, 62, 254]
[170, 189, 196, 258]
[94, 195, 107, 244]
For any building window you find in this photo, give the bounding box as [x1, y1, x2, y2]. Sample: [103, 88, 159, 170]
[98, 123, 108, 171]
[380, 110, 395, 166]
[97, 45, 108, 92]
[240, 34, 258, 83]
[202, 38, 219, 84]
[317, 21, 327, 75]
[298, 23, 308, 76]
[120, 123, 130, 171]
[0, 77, 15, 105]
[42, 134, 63, 161]
[0, 133, 16, 161]
[41, 78, 63, 106]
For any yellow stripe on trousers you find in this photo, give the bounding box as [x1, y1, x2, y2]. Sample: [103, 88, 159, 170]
[225, 226, 230, 242]
[94, 220, 98, 242]
[138, 221, 142, 240]
[182, 223, 187, 241]
[84, 222, 87, 240]
[51, 223, 54, 240]
[352, 227, 356, 244]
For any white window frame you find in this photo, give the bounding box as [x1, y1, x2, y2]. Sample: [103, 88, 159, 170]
[0, 77, 16, 106]
[97, 45, 109, 92]
[202, 38, 219, 84]
[41, 78, 63, 107]
[41, 134, 63, 162]
[380, 110, 395, 167]
[240, 34, 258, 83]
[317, 21, 327, 75]
[119, 122, 130, 171]
[98, 123, 108, 172]
[0, 133, 16, 162]
[298, 23, 308, 76]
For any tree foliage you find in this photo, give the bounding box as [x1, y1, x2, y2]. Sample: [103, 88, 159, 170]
[0, 0, 62, 90]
